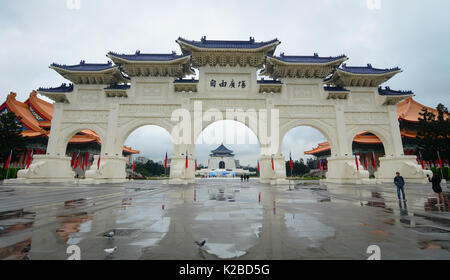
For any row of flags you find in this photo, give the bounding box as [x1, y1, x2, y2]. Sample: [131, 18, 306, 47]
[2, 148, 46, 169]
[355, 152, 378, 171]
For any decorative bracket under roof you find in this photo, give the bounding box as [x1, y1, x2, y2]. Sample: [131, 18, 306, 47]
[104, 84, 130, 98]
[324, 86, 350, 100]
[258, 79, 282, 94]
[174, 79, 198, 93]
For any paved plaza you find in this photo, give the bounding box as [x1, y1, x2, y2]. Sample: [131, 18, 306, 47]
[0, 179, 449, 260]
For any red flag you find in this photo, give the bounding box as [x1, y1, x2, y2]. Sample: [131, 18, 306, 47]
[85, 152, 90, 168]
[185, 151, 189, 169]
[318, 160, 322, 171]
[132, 161, 136, 171]
[164, 152, 168, 169]
[325, 159, 328, 170]
[419, 152, 425, 170]
[363, 156, 368, 170]
[26, 150, 34, 169]
[371, 152, 378, 171]
[35, 148, 40, 156]
[289, 153, 294, 172]
[438, 151, 443, 170]
[4, 150, 12, 169]
[445, 159, 449, 168]
[73, 152, 80, 169]
[97, 155, 101, 170]
[406, 149, 411, 156]
[257, 161, 260, 173]
[71, 152, 76, 167]
[81, 155, 85, 171]
[195, 160, 198, 172]
[355, 154, 360, 171]
[271, 155, 275, 170]
[21, 150, 28, 165]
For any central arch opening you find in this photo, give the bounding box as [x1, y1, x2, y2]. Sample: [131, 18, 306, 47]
[195, 120, 260, 178]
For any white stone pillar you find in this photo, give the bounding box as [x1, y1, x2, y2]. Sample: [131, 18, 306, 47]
[47, 103, 63, 156]
[387, 105, 404, 157]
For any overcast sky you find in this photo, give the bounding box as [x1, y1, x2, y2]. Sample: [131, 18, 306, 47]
[1, 0, 449, 166]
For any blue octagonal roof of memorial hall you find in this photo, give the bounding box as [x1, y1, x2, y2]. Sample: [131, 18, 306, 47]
[378, 86, 413, 96]
[211, 144, 234, 156]
[177, 36, 281, 50]
[50, 61, 119, 72]
[38, 83, 74, 93]
[339, 63, 402, 75]
[269, 53, 348, 64]
[107, 51, 190, 62]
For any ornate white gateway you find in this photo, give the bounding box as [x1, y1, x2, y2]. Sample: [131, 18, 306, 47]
[17, 37, 431, 185]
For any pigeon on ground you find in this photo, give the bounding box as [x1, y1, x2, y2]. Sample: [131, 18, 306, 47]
[104, 230, 115, 239]
[22, 244, 31, 254]
[195, 240, 207, 248]
[104, 247, 117, 254]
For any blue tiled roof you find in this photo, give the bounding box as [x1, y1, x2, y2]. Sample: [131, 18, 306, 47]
[177, 36, 280, 50]
[378, 87, 413, 96]
[340, 63, 401, 75]
[211, 144, 234, 155]
[324, 85, 350, 92]
[105, 84, 131, 90]
[108, 51, 189, 62]
[174, 78, 199, 84]
[271, 53, 347, 64]
[257, 79, 282, 85]
[38, 83, 74, 93]
[50, 61, 117, 72]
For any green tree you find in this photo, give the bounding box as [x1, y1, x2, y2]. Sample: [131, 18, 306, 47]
[416, 103, 450, 162]
[0, 112, 29, 169]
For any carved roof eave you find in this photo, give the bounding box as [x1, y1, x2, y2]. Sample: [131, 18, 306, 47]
[50, 66, 129, 84]
[37, 90, 70, 103]
[382, 94, 414, 106]
[176, 40, 281, 55]
[326, 69, 403, 87]
[107, 53, 191, 66]
[261, 56, 348, 79]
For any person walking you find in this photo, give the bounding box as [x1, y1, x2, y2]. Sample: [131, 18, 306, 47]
[394, 172, 407, 202]
[427, 174, 445, 207]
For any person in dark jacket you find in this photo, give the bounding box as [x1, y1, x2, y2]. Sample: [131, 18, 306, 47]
[427, 174, 445, 207]
[394, 172, 407, 202]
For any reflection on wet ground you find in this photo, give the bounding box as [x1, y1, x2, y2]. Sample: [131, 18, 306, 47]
[0, 180, 449, 260]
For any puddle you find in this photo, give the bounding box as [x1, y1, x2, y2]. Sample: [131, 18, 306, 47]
[204, 243, 246, 259]
[0, 238, 32, 260]
[412, 226, 450, 234]
[285, 213, 335, 247]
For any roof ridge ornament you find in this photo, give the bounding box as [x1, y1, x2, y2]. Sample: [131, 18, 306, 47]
[249, 37, 255, 43]
[135, 50, 141, 55]
[80, 60, 85, 65]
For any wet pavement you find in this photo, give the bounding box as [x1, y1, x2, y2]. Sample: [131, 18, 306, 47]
[0, 179, 449, 260]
